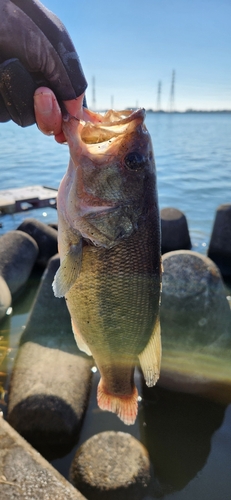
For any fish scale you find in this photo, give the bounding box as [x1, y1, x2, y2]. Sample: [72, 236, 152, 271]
[66, 219, 159, 356]
[53, 108, 162, 424]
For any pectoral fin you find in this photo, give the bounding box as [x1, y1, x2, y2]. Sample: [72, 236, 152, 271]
[52, 240, 82, 297]
[138, 317, 161, 387]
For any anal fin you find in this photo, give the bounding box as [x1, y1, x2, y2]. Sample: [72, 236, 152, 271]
[52, 240, 82, 297]
[138, 317, 161, 387]
[71, 320, 92, 357]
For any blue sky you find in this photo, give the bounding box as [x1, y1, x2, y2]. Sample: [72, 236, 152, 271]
[44, 0, 231, 111]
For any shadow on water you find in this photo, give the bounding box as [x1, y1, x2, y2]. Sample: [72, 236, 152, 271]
[140, 386, 227, 497]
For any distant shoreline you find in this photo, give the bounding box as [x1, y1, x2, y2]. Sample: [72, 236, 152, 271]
[96, 108, 231, 115]
[145, 109, 231, 114]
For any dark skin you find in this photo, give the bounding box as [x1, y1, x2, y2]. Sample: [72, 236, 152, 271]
[0, 0, 100, 142]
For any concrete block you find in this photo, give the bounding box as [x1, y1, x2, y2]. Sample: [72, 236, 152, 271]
[17, 218, 58, 268]
[0, 416, 86, 499]
[8, 255, 92, 459]
[161, 207, 191, 254]
[70, 431, 150, 500]
[208, 203, 231, 277]
[0, 230, 38, 294]
[0, 276, 11, 321]
[160, 250, 231, 348]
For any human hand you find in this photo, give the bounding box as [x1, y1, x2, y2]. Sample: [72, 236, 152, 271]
[0, 0, 87, 129]
[34, 88, 84, 143]
[34, 88, 102, 143]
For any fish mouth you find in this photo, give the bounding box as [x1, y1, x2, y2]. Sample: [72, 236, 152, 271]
[62, 108, 146, 157]
[80, 108, 146, 145]
[62, 107, 146, 221]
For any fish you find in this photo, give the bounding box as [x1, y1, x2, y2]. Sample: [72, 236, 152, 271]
[53, 108, 162, 425]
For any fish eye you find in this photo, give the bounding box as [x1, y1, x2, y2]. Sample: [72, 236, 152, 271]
[124, 152, 146, 171]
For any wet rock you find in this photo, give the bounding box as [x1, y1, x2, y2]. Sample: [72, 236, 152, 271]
[70, 431, 150, 500]
[208, 203, 231, 277]
[17, 218, 58, 267]
[160, 250, 231, 349]
[0, 230, 39, 294]
[0, 276, 11, 321]
[0, 417, 86, 499]
[161, 207, 191, 254]
[8, 254, 92, 459]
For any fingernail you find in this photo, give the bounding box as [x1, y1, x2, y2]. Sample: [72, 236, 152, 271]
[34, 92, 53, 114]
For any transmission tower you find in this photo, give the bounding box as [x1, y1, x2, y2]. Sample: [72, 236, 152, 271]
[156, 81, 162, 111]
[92, 76, 96, 110]
[169, 70, 175, 112]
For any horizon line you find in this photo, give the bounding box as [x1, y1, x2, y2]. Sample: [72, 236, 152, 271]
[94, 107, 231, 114]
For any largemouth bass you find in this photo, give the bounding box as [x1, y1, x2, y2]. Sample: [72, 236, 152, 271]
[53, 108, 162, 425]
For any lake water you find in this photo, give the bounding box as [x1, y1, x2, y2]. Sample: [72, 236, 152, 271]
[0, 112, 231, 251]
[0, 112, 231, 499]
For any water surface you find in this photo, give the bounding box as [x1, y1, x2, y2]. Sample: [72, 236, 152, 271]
[0, 112, 231, 499]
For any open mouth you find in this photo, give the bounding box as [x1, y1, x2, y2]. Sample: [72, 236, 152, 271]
[80, 108, 146, 147]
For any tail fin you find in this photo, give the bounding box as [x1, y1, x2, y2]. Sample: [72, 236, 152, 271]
[97, 379, 138, 426]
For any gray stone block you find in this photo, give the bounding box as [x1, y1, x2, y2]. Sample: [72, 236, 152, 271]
[161, 250, 231, 349]
[0, 416, 86, 499]
[0, 230, 39, 294]
[0, 276, 11, 321]
[161, 207, 191, 254]
[70, 431, 150, 500]
[17, 218, 58, 268]
[208, 203, 231, 277]
[8, 255, 92, 459]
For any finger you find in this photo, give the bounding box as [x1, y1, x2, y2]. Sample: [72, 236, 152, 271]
[64, 94, 103, 123]
[34, 87, 62, 136]
[54, 95, 85, 143]
[54, 100, 103, 143]
[54, 131, 66, 144]
[63, 93, 85, 120]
